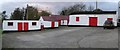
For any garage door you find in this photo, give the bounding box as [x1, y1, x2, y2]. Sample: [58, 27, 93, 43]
[89, 17, 97, 26]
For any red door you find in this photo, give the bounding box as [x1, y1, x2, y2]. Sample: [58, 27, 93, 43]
[58, 20, 61, 25]
[24, 22, 28, 31]
[89, 17, 97, 26]
[18, 22, 22, 31]
[51, 21, 54, 28]
[41, 25, 44, 30]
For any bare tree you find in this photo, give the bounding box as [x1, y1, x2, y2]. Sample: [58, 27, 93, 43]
[59, 3, 86, 15]
[88, 5, 94, 11]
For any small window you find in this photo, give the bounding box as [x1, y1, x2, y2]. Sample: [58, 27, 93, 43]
[32, 22, 36, 26]
[107, 18, 113, 21]
[8, 22, 13, 26]
[76, 17, 79, 21]
[119, 19, 120, 22]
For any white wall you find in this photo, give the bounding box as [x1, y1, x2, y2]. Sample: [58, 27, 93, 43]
[54, 22, 59, 27]
[3, 20, 18, 31]
[69, 15, 89, 25]
[61, 20, 64, 25]
[98, 14, 117, 26]
[64, 20, 68, 25]
[68, 14, 117, 26]
[43, 21, 51, 28]
[61, 20, 68, 25]
[118, 2, 120, 19]
[3, 20, 41, 31]
[28, 21, 41, 30]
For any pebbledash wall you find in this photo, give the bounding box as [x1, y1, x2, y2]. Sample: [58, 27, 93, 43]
[3, 20, 41, 31]
[68, 14, 117, 26]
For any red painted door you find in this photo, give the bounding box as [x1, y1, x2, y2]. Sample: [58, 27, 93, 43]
[51, 21, 54, 28]
[18, 22, 22, 31]
[24, 22, 28, 31]
[89, 17, 97, 26]
[41, 25, 44, 30]
[58, 20, 61, 25]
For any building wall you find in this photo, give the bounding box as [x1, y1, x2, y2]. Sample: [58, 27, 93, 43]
[28, 21, 40, 30]
[118, 2, 120, 19]
[69, 15, 89, 25]
[68, 14, 117, 26]
[98, 14, 117, 26]
[61, 20, 68, 25]
[3, 20, 18, 31]
[43, 21, 51, 28]
[3, 20, 41, 31]
[54, 22, 59, 27]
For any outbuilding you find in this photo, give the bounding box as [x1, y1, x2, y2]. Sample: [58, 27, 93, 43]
[68, 11, 117, 26]
[50, 15, 69, 26]
[3, 20, 41, 31]
[39, 16, 59, 28]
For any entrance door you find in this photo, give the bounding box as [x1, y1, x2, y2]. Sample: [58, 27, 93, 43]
[58, 20, 61, 25]
[24, 22, 28, 31]
[51, 21, 54, 28]
[18, 22, 22, 31]
[89, 17, 97, 26]
[41, 25, 44, 30]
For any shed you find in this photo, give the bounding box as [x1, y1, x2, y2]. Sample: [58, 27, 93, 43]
[3, 20, 41, 31]
[68, 11, 117, 26]
[39, 16, 59, 28]
[50, 15, 69, 26]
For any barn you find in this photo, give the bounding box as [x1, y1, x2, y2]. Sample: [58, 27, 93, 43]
[68, 11, 117, 26]
[3, 20, 41, 31]
[39, 16, 59, 28]
[50, 15, 69, 26]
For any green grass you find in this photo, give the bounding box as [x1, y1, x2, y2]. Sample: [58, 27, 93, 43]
[0, 29, 2, 35]
[0, 29, 2, 33]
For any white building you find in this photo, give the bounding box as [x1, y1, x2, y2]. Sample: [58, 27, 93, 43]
[50, 15, 69, 26]
[3, 20, 41, 31]
[68, 11, 117, 26]
[39, 16, 59, 28]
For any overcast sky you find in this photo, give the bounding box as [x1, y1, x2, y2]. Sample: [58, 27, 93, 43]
[0, 0, 120, 18]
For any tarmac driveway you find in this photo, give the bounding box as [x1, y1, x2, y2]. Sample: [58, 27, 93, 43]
[2, 26, 118, 48]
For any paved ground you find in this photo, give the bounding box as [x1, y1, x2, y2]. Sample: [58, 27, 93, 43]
[118, 27, 120, 50]
[2, 26, 118, 48]
[0, 19, 2, 50]
[0, 29, 2, 50]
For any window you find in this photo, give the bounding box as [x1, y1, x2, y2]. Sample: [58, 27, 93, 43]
[76, 17, 79, 21]
[8, 22, 13, 26]
[119, 19, 120, 22]
[107, 18, 113, 21]
[32, 22, 36, 26]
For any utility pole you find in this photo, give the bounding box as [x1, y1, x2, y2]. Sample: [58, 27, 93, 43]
[96, 0, 98, 9]
[26, 4, 28, 20]
[23, 8, 25, 20]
